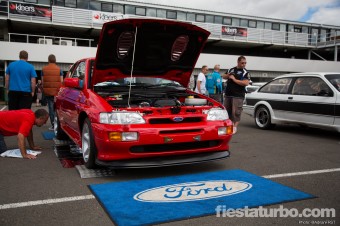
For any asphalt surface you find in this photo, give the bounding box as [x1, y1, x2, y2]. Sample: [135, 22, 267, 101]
[0, 105, 339, 226]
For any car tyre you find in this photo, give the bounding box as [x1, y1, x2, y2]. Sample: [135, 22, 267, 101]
[54, 111, 69, 140]
[82, 118, 97, 169]
[255, 106, 275, 129]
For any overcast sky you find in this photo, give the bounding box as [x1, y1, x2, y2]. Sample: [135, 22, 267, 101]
[131, 0, 340, 26]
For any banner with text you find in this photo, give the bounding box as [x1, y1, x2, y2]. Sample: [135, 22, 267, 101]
[92, 11, 125, 24]
[9, 2, 51, 18]
[222, 26, 248, 37]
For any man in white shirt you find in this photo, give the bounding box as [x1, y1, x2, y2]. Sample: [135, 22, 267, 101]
[195, 65, 209, 95]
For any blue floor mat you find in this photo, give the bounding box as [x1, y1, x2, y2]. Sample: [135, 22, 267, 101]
[89, 169, 314, 226]
[41, 131, 55, 140]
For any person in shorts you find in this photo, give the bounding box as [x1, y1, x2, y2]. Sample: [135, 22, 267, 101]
[222, 56, 250, 134]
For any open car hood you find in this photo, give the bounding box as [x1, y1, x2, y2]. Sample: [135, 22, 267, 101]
[92, 18, 210, 87]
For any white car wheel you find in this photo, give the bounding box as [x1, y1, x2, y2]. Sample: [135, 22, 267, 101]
[255, 106, 274, 129]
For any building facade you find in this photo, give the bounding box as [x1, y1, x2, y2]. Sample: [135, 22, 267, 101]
[0, 0, 339, 101]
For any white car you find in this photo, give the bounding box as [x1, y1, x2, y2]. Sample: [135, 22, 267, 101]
[243, 72, 340, 132]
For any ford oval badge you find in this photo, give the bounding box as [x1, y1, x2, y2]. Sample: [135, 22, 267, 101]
[173, 117, 183, 122]
[134, 180, 252, 202]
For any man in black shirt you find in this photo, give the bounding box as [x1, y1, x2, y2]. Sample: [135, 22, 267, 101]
[222, 56, 250, 134]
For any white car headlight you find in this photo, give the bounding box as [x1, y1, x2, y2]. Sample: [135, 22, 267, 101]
[100, 112, 146, 124]
[206, 108, 229, 121]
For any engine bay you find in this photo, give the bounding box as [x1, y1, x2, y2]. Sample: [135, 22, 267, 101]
[95, 86, 214, 111]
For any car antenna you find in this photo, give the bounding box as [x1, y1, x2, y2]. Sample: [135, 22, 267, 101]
[128, 26, 138, 108]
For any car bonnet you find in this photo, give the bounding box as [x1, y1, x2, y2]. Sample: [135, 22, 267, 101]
[92, 18, 210, 87]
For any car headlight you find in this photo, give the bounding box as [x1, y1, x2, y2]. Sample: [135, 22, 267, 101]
[205, 108, 229, 121]
[99, 112, 146, 124]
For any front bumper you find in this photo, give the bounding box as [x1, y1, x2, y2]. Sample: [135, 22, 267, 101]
[95, 150, 230, 168]
[91, 122, 232, 161]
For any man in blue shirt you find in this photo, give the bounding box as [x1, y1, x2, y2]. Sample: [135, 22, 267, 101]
[206, 64, 223, 103]
[5, 50, 37, 110]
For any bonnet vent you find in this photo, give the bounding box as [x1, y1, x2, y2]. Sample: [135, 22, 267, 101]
[171, 35, 189, 61]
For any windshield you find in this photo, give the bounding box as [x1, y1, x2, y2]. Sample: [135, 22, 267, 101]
[95, 77, 182, 87]
[325, 74, 340, 92]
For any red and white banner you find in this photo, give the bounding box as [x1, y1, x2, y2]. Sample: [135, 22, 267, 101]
[9, 2, 51, 18]
[92, 11, 124, 24]
[222, 26, 248, 37]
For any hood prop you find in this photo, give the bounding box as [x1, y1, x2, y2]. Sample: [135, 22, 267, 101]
[128, 26, 138, 108]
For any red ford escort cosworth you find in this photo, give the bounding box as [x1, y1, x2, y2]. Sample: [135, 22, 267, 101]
[54, 18, 233, 169]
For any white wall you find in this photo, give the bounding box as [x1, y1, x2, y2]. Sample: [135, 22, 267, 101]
[196, 53, 340, 73]
[1, 42, 339, 73]
[0, 42, 97, 63]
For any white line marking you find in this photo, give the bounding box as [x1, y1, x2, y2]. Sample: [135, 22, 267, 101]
[1, 168, 340, 210]
[263, 168, 340, 178]
[0, 195, 95, 210]
[0, 106, 7, 111]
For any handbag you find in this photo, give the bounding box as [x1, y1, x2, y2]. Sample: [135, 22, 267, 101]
[40, 93, 47, 106]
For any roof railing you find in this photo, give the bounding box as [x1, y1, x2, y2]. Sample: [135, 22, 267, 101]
[7, 33, 94, 47]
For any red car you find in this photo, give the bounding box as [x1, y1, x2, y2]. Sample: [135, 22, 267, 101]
[54, 19, 233, 169]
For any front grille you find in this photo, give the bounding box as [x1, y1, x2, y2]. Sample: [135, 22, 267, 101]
[130, 140, 220, 153]
[149, 117, 202, 124]
[159, 129, 203, 134]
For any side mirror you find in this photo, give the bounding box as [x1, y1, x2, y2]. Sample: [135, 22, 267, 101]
[64, 78, 83, 89]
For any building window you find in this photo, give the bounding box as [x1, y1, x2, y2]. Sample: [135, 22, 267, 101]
[113, 4, 124, 13]
[136, 7, 146, 16]
[330, 29, 336, 40]
[294, 26, 302, 33]
[38, 0, 50, 5]
[77, 0, 89, 9]
[288, 24, 294, 32]
[223, 17, 232, 25]
[125, 5, 135, 15]
[196, 14, 205, 22]
[54, 0, 64, 6]
[311, 28, 318, 44]
[89, 1, 100, 10]
[146, 8, 157, 17]
[206, 15, 214, 23]
[265, 22, 272, 30]
[272, 23, 280, 31]
[302, 26, 308, 34]
[167, 11, 177, 19]
[320, 29, 327, 42]
[102, 3, 113, 12]
[187, 13, 195, 21]
[65, 0, 76, 8]
[280, 24, 286, 31]
[257, 21, 264, 29]
[177, 11, 186, 21]
[231, 18, 240, 26]
[156, 9, 166, 18]
[214, 16, 222, 24]
[240, 19, 248, 27]
[248, 20, 256, 28]
[24, 0, 37, 3]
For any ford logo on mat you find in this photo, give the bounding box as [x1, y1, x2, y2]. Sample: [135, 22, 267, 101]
[134, 180, 252, 202]
[172, 117, 183, 122]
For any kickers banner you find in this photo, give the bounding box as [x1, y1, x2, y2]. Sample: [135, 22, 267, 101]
[222, 26, 248, 37]
[92, 11, 125, 24]
[9, 2, 52, 18]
